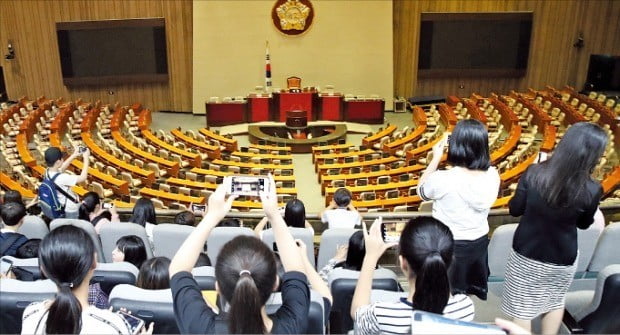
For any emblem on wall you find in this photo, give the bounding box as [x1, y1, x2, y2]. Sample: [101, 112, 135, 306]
[272, 0, 314, 36]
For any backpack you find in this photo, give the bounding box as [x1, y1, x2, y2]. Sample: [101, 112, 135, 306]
[38, 171, 76, 219]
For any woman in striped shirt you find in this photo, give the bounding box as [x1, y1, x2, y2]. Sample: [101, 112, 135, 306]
[351, 217, 475, 335]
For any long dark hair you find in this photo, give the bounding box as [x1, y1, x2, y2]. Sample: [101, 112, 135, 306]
[284, 199, 306, 228]
[39, 226, 95, 334]
[448, 119, 490, 170]
[399, 217, 454, 314]
[130, 198, 157, 226]
[339, 231, 365, 271]
[215, 236, 277, 334]
[116, 235, 147, 269]
[529, 122, 607, 208]
[136, 257, 171, 290]
[78, 192, 100, 221]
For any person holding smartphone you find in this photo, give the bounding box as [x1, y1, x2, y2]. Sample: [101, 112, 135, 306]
[78, 192, 120, 233]
[350, 217, 474, 335]
[21, 225, 153, 334]
[43, 145, 90, 219]
[418, 120, 500, 300]
[169, 175, 312, 334]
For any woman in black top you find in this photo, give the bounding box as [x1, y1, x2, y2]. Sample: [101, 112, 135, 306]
[169, 176, 328, 334]
[501, 122, 608, 334]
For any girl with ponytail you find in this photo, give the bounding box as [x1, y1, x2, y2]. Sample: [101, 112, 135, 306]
[20, 225, 147, 334]
[77, 191, 120, 234]
[170, 176, 316, 334]
[351, 217, 475, 335]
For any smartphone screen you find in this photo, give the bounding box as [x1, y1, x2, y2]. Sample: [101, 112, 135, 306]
[102, 203, 113, 209]
[192, 204, 206, 212]
[225, 175, 269, 196]
[117, 311, 145, 335]
[411, 311, 506, 334]
[1, 258, 13, 276]
[381, 221, 406, 243]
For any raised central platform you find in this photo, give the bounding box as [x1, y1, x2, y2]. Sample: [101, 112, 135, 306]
[248, 124, 348, 153]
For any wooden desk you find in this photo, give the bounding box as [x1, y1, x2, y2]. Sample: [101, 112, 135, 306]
[383, 110, 428, 155]
[490, 125, 522, 164]
[249, 143, 292, 152]
[541, 124, 556, 152]
[231, 151, 293, 160]
[500, 153, 537, 186]
[492, 196, 512, 208]
[602, 166, 620, 196]
[325, 179, 419, 206]
[198, 128, 238, 152]
[461, 98, 488, 124]
[82, 133, 155, 186]
[274, 92, 316, 121]
[112, 131, 179, 177]
[137, 109, 152, 131]
[320, 164, 425, 194]
[489, 96, 519, 131]
[190, 167, 296, 182]
[112, 199, 136, 208]
[205, 101, 247, 127]
[317, 156, 399, 177]
[314, 149, 375, 164]
[247, 94, 271, 122]
[16, 134, 36, 167]
[139, 187, 205, 205]
[319, 93, 343, 121]
[362, 124, 397, 148]
[141, 130, 201, 168]
[171, 129, 221, 159]
[438, 104, 458, 126]
[405, 126, 455, 161]
[212, 159, 294, 171]
[232, 200, 285, 210]
[352, 195, 422, 210]
[0, 172, 36, 198]
[344, 99, 385, 124]
[166, 177, 297, 195]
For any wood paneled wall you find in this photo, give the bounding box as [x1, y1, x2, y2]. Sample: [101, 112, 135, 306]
[0, 0, 192, 112]
[394, 0, 620, 99]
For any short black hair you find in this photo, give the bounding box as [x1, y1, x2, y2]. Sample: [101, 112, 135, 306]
[174, 211, 196, 226]
[3, 190, 23, 205]
[44, 147, 63, 167]
[195, 252, 212, 267]
[16, 239, 41, 258]
[333, 188, 352, 207]
[218, 218, 240, 227]
[447, 119, 491, 171]
[0, 202, 27, 226]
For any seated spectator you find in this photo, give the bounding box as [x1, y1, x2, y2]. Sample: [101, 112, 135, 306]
[0, 202, 28, 257]
[174, 211, 196, 227]
[21, 226, 150, 334]
[15, 238, 41, 259]
[320, 188, 361, 229]
[129, 197, 157, 243]
[2, 190, 38, 211]
[194, 252, 211, 267]
[351, 217, 474, 335]
[218, 218, 241, 227]
[78, 192, 120, 233]
[254, 199, 313, 238]
[112, 235, 147, 269]
[170, 178, 331, 334]
[137, 257, 171, 290]
[318, 231, 365, 282]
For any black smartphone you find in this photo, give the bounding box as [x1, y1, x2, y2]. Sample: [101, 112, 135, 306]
[1, 258, 13, 276]
[117, 311, 145, 335]
[78, 145, 87, 153]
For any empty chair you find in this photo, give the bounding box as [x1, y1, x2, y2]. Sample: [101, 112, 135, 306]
[50, 219, 105, 262]
[417, 200, 433, 212]
[109, 285, 179, 334]
[266, 290, 328, 334]
[331, 179, 346, 188]
[385, 189, 399, 199]
[355, 178, 368, 187]
[359, 191, 376, 201]
[262, 227, 315, 267]
[191, 266, 217, 290]
[487, 223, 518, 282]
[121, 171, 142, 187]
[0, 279, 57, 334]
[146, 162, 166, 177]
[317, 229, 357, 270]
[152, 224, 195, 259]
[328, 267, 400, 334]
[564, 264, 620, 334]
[89, 181, 113, 198]
[92, 262, 140, 295]
[206, 227, 254, 263]
[99, 222, 154, 262]
[376, 176, 390, 185]
[17, 215, 49, 239]
[586, 222, 620, 277]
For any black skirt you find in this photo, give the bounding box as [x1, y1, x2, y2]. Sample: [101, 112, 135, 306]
[448, 235, 489, 300]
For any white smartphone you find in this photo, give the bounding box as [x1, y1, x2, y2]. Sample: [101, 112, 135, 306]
[536, 151, 548, 163]
[1, 258, 13, 277]
[117, 311, 145, 335]
[411, 311, 506, 335]
[381, 221, 406, 243]
[223, 175, 270, 196]
[102, 202, 113, 209]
